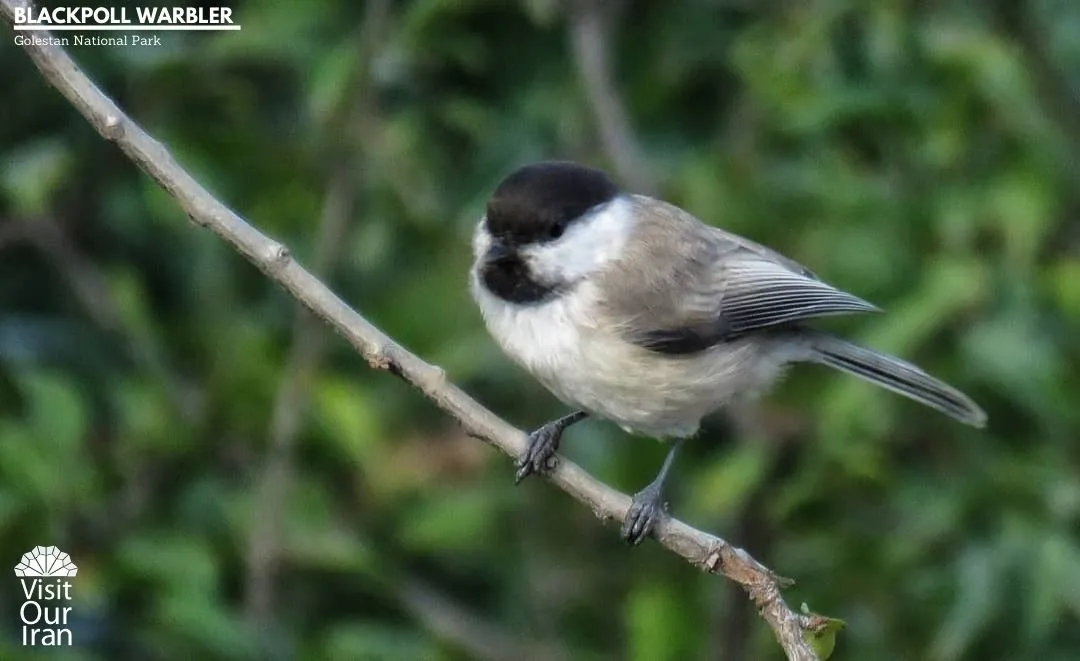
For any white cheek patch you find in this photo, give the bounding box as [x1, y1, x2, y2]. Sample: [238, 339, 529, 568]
[472, 216, 492, 260]
[524, 196, 635, 283]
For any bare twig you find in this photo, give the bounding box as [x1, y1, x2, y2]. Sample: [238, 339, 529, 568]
[243, 164, 358, 624]
[243, 0, 388, 627]
[1, 3, 826, 657]
[399, 576, 570, 661]
[987, 1, 1080, 185]
[0, 219, 30, 249]
[567, 0, 656, 195]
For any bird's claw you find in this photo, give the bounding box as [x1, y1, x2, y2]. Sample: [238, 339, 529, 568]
[514, 424, 562, 483]
[621, 482, 666, 545]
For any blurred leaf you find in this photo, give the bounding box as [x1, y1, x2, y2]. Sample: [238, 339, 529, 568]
[1, 138, 72, 215]
[308, 37, 362, 129]
[965, 310, 1062, 414]
[1022, 530, 1078, 643]
[398, 484, 499, 554]
[319, 623, 441, 660]
[930, 544, 1000, 661]
[0, 371, 90, 506]
[989, 168, 1057, 268]
[687, 442, 770, 518]
[1048, 260, 1080, 323]
[626, 581, 697, 661]
[280, 477, 377, 574]
[113, 377, 179, 452]
[312, 375, 383, 463]
[106, 267, 158, 343]
[156, 593, 255, 660]
[118, 533, 220, 598]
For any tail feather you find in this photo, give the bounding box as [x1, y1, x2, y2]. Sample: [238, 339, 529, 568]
[805, 332, 987, 428]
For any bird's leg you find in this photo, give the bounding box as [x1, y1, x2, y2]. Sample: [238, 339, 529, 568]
[621, 438, 686, 545]
[515, 410, 589, 483]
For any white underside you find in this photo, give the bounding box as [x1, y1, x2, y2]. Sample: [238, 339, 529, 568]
[470, 271, 789, 440]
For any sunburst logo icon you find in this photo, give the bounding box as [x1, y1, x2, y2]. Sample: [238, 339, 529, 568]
[14, 546, 78, 577]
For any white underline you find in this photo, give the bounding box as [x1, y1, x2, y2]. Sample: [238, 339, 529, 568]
[15, 25, 242, 31]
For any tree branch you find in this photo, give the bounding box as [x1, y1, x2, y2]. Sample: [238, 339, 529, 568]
[399, 575, 570, 661]
[244, 0, 387, 627]
[567, 0, 656, 195]
[1, 3, 825, 657]
[243, 160, 358, 625]
[987, 0, 1080, 189]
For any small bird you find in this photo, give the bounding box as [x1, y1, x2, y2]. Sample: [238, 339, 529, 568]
[469, 161, 986, 545]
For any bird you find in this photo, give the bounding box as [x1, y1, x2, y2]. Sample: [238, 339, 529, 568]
[469, 160, 986, 545]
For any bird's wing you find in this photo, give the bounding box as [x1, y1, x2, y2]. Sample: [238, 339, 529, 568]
[598, 198, 879, 355]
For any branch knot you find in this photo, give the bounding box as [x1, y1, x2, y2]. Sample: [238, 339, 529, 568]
[102, 114, 123, 140]
[263, 241, 291, 272]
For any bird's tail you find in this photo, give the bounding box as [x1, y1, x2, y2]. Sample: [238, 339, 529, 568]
[803, 331, 986, 427]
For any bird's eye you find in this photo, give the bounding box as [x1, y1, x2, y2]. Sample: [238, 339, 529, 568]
[549, 221, 566, 239]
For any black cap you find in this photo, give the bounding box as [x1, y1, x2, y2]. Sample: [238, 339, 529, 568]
[485, 161, 620, 246]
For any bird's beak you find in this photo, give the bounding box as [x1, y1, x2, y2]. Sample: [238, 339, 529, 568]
[484, 239, 515, 265]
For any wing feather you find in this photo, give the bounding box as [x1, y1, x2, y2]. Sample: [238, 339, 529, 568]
[719, 258, 879, 334]
[598, 196, 880, 355]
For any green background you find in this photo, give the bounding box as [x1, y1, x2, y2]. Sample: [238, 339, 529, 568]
[2, 1, 1079, 659]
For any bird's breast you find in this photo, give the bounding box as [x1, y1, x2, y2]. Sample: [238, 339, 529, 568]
[471, 273, 785, 438]
[471, 270, 589, 388]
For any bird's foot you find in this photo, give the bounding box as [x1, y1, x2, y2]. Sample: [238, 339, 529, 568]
[621, 481, 667, 545]
[514, 422, 564, 483]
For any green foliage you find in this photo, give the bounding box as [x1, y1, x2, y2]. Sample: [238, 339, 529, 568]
[3, 1, 1080, 659]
